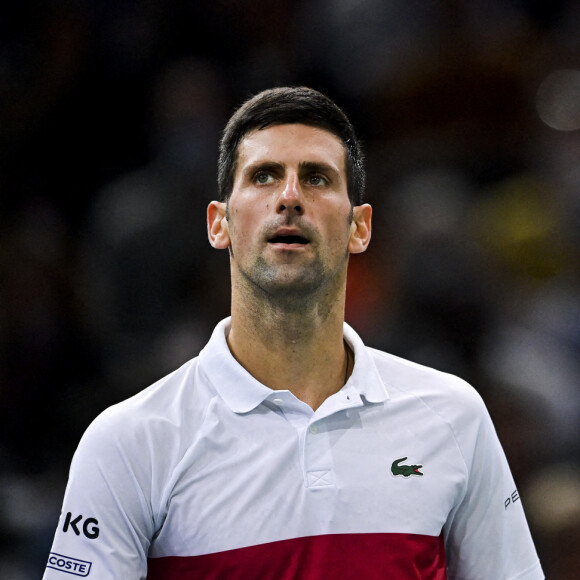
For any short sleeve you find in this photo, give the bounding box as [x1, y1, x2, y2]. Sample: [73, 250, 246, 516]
[443, 391, 544, 580]
[42, 408, 155, 580]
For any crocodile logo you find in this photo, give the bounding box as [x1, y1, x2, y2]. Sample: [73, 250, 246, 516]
[391, 457, 423, 477]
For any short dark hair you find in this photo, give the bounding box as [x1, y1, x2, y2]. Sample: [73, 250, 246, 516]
[217, 86, 365, 205]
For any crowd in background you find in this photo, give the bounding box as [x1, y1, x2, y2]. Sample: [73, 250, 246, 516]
[1, 1, 579, 578]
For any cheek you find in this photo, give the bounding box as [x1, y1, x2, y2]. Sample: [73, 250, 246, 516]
[228, 208, 261, 245]
[328, 219, 355, 255]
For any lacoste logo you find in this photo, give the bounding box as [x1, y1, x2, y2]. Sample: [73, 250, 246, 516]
[391, 457, 423, 477]
[47, 553, 92, 577]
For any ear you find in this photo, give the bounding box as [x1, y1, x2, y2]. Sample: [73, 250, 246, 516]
[348, 203, 372, 254]
[207, 201, 230, 249]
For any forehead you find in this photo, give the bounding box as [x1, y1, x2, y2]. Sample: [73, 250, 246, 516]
[236, 123, 347, 173]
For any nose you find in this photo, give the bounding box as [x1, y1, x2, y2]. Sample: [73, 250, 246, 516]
[277, 173, 304, 215]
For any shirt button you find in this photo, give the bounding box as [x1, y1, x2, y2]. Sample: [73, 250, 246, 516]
[272, 398, 284, 407]
[309, 424, 318, 434]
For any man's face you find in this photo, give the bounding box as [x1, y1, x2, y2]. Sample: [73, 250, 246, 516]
[210, 123, 367, 302]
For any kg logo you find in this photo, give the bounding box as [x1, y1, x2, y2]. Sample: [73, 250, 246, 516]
[63, 512, 100, 539]
[391, 457, 423, 477]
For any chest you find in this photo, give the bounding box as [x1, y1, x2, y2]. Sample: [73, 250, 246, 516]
[150, 399, 466, 557]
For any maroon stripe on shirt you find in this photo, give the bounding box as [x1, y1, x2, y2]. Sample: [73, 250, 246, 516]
[147, 532, 447, 579]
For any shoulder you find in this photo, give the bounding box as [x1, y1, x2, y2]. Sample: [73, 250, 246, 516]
[367, 346, 489, 423]
[77, 356, 212, 461]
[365, 347, 503, 475]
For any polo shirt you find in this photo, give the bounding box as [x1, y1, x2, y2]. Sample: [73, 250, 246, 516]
[43, 318, 544, 579]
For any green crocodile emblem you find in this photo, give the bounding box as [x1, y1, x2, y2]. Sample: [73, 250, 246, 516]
[391, 457, 423, 477]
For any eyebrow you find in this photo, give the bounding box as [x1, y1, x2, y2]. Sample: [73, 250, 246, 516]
[298, 161, 341, 180]
[242, 161, 284, 178]
[242, 160, 341, 181]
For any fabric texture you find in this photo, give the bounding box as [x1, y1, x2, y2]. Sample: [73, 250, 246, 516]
[43, 318, 544, 579]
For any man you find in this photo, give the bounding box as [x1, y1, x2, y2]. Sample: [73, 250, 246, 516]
[44, 86, 544, 579]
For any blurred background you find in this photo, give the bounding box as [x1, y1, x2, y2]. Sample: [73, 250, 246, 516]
[1, 0, 579, 577]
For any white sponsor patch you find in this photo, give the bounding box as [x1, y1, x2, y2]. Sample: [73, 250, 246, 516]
[46, 553, 92, 577]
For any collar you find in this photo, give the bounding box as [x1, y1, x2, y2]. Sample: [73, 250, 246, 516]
[198, 317, 389, 414]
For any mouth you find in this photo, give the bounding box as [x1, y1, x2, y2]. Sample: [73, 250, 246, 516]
[267, 226, 311, 248]
[268, 234, 309, 245]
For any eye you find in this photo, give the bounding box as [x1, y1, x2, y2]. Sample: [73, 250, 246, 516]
[254, 172, 275, 185]
[306, 174, 329, 187]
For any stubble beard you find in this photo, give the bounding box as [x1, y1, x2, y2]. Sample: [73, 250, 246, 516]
[245, 253, 328, 310]
[232, 239, 350, 316]
[229, 208, 353, 314]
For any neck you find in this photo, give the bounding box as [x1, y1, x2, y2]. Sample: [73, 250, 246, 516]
[227, 273, 351, 410]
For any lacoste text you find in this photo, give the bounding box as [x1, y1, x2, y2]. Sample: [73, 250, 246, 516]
[47, 553, 92, 577]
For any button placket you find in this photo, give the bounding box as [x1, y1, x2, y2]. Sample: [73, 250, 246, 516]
[304, 420, 335, 488]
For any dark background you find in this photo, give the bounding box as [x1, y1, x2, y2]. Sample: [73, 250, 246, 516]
[1, 1, 579, 577]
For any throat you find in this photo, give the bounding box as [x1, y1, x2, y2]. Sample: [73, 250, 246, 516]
[227, 317, 352, 411]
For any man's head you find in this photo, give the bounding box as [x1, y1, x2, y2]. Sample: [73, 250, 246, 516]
[217, 86, 365, 206]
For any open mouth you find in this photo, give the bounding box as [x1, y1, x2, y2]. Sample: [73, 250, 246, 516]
[268, 235, 309, 245]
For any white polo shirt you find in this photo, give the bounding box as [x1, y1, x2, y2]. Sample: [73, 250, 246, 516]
[44, 318, 544, 579]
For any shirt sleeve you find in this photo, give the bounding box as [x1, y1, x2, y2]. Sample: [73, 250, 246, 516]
[443, 387, 544, 580]
[42, 407, 156, 580]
